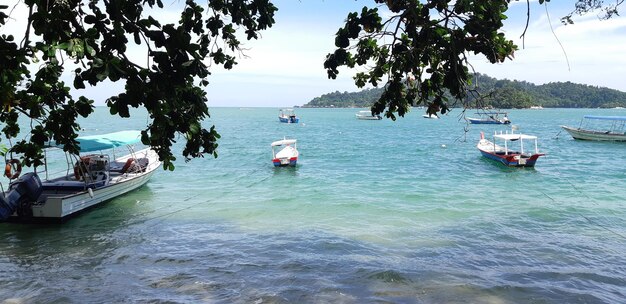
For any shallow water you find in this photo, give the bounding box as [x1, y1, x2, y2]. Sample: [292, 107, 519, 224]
[1, 107, 625, 303]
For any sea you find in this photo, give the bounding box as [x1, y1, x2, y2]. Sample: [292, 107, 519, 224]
[0, 107, 625, 303]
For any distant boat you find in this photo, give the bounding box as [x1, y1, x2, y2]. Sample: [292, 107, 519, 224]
[422, 113, 439, 119]
[561, 115, 626, 141]
[529, 106, 544, 110]
[467, 111, 510, 124]
[279, 108, 299, 123]
[271, 138, 298, 167]
[355, 110, 382, 120]
[477, 131, 544, 167]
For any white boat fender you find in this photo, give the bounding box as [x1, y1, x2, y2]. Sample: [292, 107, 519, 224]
[88, 188, 94, 198]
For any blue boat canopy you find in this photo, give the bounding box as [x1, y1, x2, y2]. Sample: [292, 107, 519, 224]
[584, 115, 626, 121]
[50, 130, 142, 153]
[76, 130, 142, 152]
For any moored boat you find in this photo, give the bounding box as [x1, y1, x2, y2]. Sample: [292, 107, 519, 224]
[355, 110, 382, 120]
[271, 138, 298, 167]
[0, 130, 161, 222]
[561, 115, 626, 141]
[467, 111, 511, 124]
[477, 131, 544, 167]
[279, 108, 299, 123]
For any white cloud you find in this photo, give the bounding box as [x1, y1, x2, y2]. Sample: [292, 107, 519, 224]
[470, 7, 626, 92]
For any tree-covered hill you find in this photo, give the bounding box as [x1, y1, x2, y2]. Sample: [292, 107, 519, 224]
[303, 74, 626, 109]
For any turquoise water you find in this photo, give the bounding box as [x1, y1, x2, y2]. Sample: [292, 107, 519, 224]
[1, 107, 625, 303]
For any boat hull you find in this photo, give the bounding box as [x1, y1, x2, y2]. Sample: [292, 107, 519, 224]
[468, 118, 511, 124]
[279, 116, 299, 123]
[561, 125, 626, 141]
[478, 150, 542, 167]
[356, 115, 382, 120]
[273, 157, 297, 167]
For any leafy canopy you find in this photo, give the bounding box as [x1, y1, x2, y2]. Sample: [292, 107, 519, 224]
[324, 0, 622, 119]
[325, 0, 524, 120]
[0, 0, 276, 170]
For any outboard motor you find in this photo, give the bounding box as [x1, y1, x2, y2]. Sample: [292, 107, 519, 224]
[0, 172, 43, 221]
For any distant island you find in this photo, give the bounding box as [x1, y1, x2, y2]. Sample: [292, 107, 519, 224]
[302, 73, 626, 109]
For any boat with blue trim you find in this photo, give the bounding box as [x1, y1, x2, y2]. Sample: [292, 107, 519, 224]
[477, 131, 544, 167]
[561, 115, 626, 141]
[278, 108, 299, 123]
[0, 130, 161, 222]
[467, 111, 511, 124]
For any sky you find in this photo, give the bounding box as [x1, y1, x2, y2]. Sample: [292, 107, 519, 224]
[2, 0, 626, 107]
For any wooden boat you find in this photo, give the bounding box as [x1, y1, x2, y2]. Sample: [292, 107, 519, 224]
[467, 111, 511, 124]
[0, 131, 161, 222]
[561, 115, 626, 141]
[278, 108, 299, 123]
[477, 131, 544, 167]
[355, 110, 382, 120]
[271, 138, 298, 167]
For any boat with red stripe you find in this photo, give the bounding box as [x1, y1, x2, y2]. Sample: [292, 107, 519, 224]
[271, 138, 298, 167]
[477, 130, 544, 167]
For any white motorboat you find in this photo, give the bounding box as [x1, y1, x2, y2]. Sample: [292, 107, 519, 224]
[279, 108, 299, 123]
[0, 130, 161, 222]
[355, 110, 382, 120]
[423, 113, 439, 119]
[561, 115, 626, 141]
[271, 138, 298, 167]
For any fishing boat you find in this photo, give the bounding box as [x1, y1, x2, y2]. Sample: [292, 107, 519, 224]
[477, 131, 544, 167]
[467, 111, 511, 124]
[271, 138, 298, 167]
[278, 108, 299, 123]
[355, 110, 382, 120]
[0, 130, 161, 222]
[561, 115, 626, 141]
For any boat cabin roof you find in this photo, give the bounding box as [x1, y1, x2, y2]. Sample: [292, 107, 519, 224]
[271, 139, 297, 146]
[493, 133, 537, 141]
[584, 115, 626, 121]
[49, 130, 142, 152]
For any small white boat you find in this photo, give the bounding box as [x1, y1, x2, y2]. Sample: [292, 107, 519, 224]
[477, 130, 544, 167]
[422, 113, 439, 119]
[355, 110, 382, 120]
[0, 130, 161, 222]
[561, 115, 626, 141]
[279, 108, 299, 123]
[271, 138, 298, 167]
